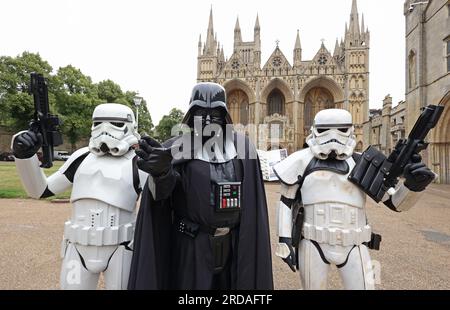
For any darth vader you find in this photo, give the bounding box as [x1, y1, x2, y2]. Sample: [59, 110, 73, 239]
[128, 82, 273, 290]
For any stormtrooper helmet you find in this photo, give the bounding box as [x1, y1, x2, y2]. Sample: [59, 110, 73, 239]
[89, 103, 140, 156]
[306, 109, 356, 160]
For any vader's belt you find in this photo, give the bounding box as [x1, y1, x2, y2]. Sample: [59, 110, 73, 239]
[175, 216, 238, 238]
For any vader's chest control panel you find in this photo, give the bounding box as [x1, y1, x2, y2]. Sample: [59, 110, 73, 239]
[215, 182, 241, 212]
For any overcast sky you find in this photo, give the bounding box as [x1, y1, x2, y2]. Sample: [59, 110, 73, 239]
[1, 0, 406, 123]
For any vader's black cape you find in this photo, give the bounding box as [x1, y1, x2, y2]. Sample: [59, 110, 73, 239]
[128, 134, 273, 290]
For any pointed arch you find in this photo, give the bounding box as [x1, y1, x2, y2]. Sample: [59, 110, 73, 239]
[299, 76, 345, 104]
[223, 78, 256, 103]
[261, 78, 294, 104]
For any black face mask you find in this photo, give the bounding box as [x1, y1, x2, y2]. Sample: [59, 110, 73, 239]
[191, 108, 226, 145]
[191, 107, 226, 128]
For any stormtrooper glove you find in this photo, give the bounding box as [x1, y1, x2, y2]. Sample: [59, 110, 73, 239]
[403, 162, 435, 192]
[12, 131, 42, 159]
[277, 237, 297, 272]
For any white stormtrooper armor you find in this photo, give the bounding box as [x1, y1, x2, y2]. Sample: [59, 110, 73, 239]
[12, 103, 147, 289]
[274, 109, 420, 290]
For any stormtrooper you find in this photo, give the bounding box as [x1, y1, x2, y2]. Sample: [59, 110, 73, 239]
[273, 108, 435, 290]
[11, 103, 147, 289]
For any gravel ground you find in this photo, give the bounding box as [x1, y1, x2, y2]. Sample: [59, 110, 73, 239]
[0, 183, 449, 290]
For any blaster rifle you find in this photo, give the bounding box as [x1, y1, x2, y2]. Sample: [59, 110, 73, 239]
[29, 73, 63, 168]
[348, 101, 445, 202]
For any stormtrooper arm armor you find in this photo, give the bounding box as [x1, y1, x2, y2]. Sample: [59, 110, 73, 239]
[382, 181, 421, 212]
[14, 147, 89, 199]
[277, 183, 297, 238]
[275, 183, 298, 259]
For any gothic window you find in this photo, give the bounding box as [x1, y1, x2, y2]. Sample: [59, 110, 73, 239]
[231, 60, 240, 70]
[304, 87, 334, 129]
[268, 89, 285, 115]
[356, 141, 363, 152]
[272, 56, 282, 67]
[240, 101, 249, 125]
[228, 89, 249, 125]
[318, 54, 327, 65]
[409, 50, 417, 88]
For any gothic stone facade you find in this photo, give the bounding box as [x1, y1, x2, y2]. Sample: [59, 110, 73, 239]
[363, 96, 406, 156]
[197, 0, 370, 154]
[364, 0, 449, 184]
[405, 0, 450, 184]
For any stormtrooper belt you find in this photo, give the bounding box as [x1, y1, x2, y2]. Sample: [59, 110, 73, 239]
[302, 223, 372, 246]
[63, 220, 134, 246]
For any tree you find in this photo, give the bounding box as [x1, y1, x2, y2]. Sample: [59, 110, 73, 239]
[0, 52, 53, 130]
[154, 108, 185, 142]
[97, 79, 123, 103]
[53, 65, 101, 151]
[0, 51, 156, 149]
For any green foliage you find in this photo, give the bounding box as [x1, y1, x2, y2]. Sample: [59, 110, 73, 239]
[97, 79, 123, 102]
[0, 52, 53, 130]
[53, 66, 101, 151]
[155, 108, 185, 142]
[0, 51, 155, 147]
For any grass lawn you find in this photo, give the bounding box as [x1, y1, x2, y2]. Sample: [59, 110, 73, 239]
[0, 161, 71, 199]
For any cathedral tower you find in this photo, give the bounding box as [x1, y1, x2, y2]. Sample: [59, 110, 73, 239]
[196, 0, 370, 153]
[344, 0, 370, 147]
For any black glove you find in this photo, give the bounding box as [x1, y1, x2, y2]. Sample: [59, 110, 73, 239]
[12, 131, 42, 159]
[403, 162, 435, 192]
[279, 237, 297, 272]
[135, 136, 173, 177]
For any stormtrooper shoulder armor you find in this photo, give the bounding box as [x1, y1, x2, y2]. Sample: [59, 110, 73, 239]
[59, 147, 90, 178]
[273, 148, 315, 186]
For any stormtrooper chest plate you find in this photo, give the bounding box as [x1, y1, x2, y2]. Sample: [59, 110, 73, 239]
[301, 158, 366, 208]
[71, 151, 138, 212]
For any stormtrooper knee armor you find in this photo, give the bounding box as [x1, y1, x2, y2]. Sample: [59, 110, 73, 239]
[274, 109, 433, 290]
[12, 103, 147, 289]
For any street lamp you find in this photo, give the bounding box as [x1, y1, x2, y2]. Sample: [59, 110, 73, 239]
[133, 95, 143, 129]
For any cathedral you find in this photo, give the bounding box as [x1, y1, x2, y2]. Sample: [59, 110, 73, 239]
[197, 0, 370, 153]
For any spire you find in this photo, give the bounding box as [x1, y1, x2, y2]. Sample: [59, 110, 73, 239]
[198, 34, 202, 56]
[205, 7, 215, 55]
[294, 29, 301, 50]
[351, 0, 358, 15]
[208, 6, 213, 32]
[293, 29, 302, 66]
[349, 0, 360, 37]
[254, 14, 261, 50]
[334, 38, 340, 56]
[254, 13, 260, 30]
[361, 13, 365, 34]
[234, 16, 242, 43]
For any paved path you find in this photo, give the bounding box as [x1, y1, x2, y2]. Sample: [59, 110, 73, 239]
[0, 184, 449, 289]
